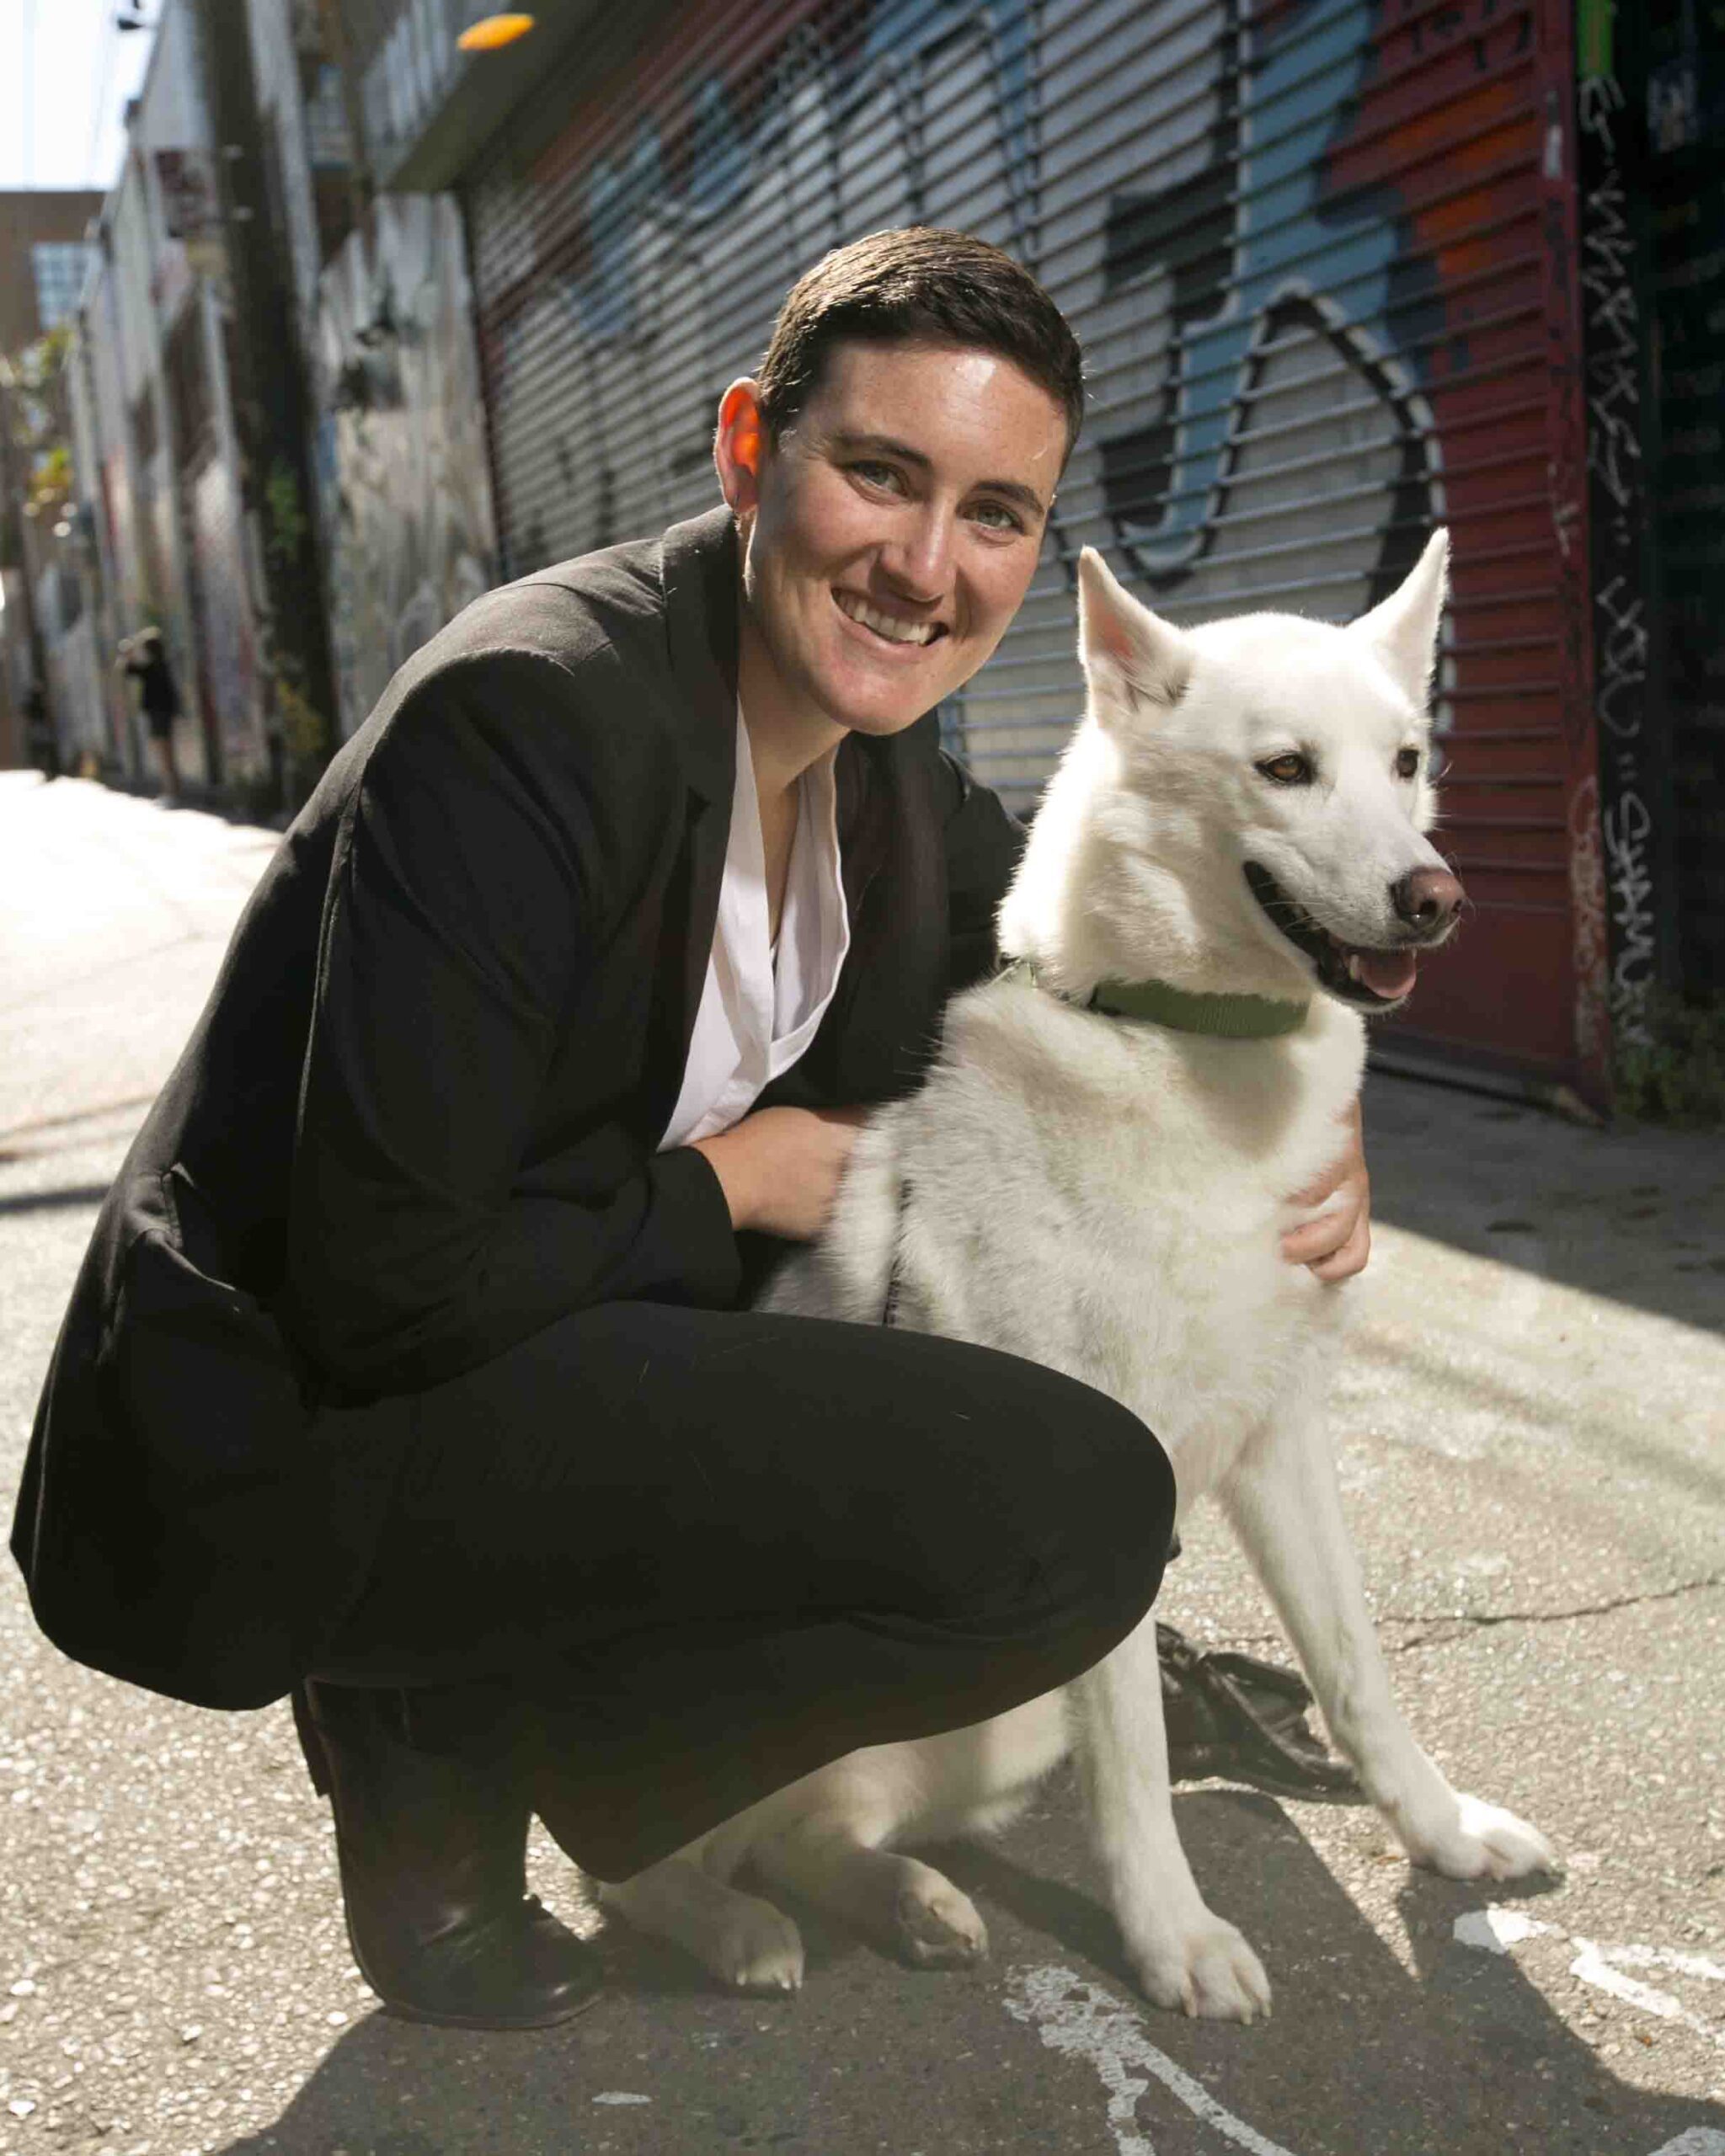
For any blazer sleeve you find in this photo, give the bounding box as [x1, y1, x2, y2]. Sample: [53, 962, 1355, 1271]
[939, 747, 1026, 996]
[278, 648, 739, 1401]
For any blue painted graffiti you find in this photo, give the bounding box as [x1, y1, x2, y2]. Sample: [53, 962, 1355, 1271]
[1097, 0, 1434, 589]
[530, 0, 1041, 353]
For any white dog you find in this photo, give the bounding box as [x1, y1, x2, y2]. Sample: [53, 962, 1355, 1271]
[601, 534, 1556, 2021]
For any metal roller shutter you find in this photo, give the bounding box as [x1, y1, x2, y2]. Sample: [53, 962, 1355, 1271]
[467, 0, 1599, 1096]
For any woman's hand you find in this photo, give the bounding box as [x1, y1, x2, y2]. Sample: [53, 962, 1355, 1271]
[696, 1097, 1371, 1272]
[690, 1104, 873, 1241]
[1280, 1097, 1371, 1283]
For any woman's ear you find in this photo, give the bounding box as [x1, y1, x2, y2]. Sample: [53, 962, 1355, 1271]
[715, 380, 766, 515]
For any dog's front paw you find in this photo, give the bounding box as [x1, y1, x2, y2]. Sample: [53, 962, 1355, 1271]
[895, 1873, 989, 1968]
[1127, 1912, 1273, 2023]
[1405, 1792, 1558, 1881]
[713, 1901, 806, 1993]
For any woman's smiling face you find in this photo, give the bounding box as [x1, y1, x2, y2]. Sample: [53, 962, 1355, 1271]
[720, 339, 1069, 747]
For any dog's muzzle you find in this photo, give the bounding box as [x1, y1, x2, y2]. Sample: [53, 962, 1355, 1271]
[1242, 861, 1465, 1011]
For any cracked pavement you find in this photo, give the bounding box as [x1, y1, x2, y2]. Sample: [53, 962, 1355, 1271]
[1368, 1575, 1725, 1657]
[2, 772, 1722, 2155]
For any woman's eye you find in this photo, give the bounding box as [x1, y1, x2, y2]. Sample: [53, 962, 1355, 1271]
[971, 499, 1026, 534]
[1255, 753, 1312, 785]
[1396, 747, 1421, 780]
[852, 461, 901, 491]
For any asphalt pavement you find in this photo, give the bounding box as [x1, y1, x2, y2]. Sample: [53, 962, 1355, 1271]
[2, 770, 1722, 2156]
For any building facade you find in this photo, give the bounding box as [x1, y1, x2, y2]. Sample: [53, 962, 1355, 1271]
[4, 3, 350, 805]
[0, 191, 104, 356]
[0, 191, 104, 764]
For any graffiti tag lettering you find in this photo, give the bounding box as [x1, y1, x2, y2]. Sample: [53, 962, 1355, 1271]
[1576, 69, 1658, 1048]
[1603, 789, 1659, 1022]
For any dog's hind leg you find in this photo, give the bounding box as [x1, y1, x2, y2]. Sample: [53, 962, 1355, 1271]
[599, 1850, 805, 1993]
[1221, 1410, 1557, 1881]
[1076, 1607, 1274, 2021]
[750, 1807, 989, 1970]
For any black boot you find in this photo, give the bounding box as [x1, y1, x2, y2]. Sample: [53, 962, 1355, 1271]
[296, 1678, 601, 2030]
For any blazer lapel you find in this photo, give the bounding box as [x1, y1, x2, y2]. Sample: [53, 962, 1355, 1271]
[632, 507, 743, 1140]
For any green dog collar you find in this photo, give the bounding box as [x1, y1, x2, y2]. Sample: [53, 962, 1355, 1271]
[1006, 960, 1310, 1039]
[1089, 976, 1311, 1037]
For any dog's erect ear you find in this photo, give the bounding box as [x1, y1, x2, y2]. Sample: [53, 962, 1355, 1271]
[1077, 547, 1192, 722]
[1347, 528, 1449, 707]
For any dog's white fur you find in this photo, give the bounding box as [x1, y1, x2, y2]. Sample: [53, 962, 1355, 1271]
[600, 536, 1555, 2019]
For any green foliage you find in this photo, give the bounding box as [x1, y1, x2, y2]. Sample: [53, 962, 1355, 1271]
[1613, 987, 1725, 1126]
[28, 443, 72, 515]
[6, 322, 72, 391]
[275, 673, 328, 767]
[3, 328, 75, 519]
[264, 458, 309, 574]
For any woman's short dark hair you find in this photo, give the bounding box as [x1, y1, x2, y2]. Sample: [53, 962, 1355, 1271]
[754, 227, 1085, 462]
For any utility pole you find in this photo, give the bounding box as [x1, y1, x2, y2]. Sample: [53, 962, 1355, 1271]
[190, 0, 338, 814]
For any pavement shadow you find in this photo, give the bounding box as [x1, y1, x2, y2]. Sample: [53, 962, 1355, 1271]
[933, 1781, 1725, 2156]
[1363, 1070, 1725, 1341]
[211, 1780, 1724, 2156]
[208, 1879, 890, 2156]
[0, 1181, 115, 1215]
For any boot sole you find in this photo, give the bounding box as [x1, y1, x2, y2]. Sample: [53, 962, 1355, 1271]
[375, 1980, 605, 2031]
[344, 1911, 606, 2031]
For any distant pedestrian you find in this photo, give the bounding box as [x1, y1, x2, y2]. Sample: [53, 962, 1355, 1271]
[22, 682, 59, 781]
[121, 628, 181, 803]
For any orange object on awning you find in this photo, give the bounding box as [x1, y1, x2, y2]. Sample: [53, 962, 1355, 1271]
[457, 13, 537, 52]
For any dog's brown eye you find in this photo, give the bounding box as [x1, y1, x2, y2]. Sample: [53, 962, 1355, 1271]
[1255, 753, 1311, 786]
[1395, 748, 1421, 780]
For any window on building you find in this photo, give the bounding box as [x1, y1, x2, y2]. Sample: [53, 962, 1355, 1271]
[31, 243, 96, 334]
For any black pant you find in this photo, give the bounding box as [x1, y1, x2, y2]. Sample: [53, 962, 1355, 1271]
[309, 1301, 1175, 1881]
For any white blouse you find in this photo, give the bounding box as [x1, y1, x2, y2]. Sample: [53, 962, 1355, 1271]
[656, 705, 851, 1151]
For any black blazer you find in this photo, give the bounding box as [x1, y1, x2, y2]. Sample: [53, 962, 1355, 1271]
[10, 505, 1026, 1712]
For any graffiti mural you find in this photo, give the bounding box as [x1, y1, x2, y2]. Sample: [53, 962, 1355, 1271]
[468, 0, 1594, 1078]
[1077, 0, 1439, 608]
[317, 194, 499, 740]
[472, 1, 1541, 777]
[472, 0, 1039, 580]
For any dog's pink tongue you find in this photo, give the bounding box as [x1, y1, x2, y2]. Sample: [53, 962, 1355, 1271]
[1355, 949, 1419, 1000]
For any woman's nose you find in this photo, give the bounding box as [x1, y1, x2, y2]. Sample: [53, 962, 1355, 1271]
[878, 509, 953, 600]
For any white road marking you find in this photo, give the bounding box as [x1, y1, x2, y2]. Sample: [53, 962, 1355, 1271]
[1594, 1945, 1725, 1986]
[1004, 1965, 1300, 2156]
[1569, 1941, 1725, 2049]
[1010, 1940, 1725, 2156]
[1452, 1908, 1555, 1954]
[592, 2090, 653, 2105]
[1454, 1908, 1725, 2048]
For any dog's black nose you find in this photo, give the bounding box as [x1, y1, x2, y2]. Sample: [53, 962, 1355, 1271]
[1391, 866, 1465, 931]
